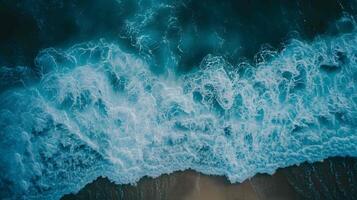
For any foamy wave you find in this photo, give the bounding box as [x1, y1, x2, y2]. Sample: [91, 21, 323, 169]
[1, 31, 357, 199]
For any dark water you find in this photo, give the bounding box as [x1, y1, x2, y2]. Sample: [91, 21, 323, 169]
[1, 1, 357, 199]
[1, 0, 355, 71]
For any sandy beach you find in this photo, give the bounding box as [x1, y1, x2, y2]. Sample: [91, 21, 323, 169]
[61, 157, 357, 200]
[62, 170, 299, 200]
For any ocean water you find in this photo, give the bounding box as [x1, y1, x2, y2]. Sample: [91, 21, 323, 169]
[1, 0, 357, 199]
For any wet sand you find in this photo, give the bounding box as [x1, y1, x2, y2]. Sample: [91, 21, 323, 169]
[62, 171, 299, 200]
[62, 157, 357, 200]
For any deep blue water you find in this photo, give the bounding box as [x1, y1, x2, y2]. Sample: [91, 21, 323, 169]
[1, 0, 357, 199]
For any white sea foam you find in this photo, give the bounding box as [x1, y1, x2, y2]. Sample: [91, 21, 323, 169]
[0, 31, 357, 199]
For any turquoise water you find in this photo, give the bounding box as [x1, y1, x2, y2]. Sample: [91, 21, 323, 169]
[1, 1, 357, 199]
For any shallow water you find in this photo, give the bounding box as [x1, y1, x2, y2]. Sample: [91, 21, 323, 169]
[1, 1, 357, 199]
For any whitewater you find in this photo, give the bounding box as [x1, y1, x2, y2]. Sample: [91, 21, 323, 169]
[1, 28, 357, 200]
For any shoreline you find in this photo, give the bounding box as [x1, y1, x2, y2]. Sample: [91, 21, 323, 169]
[61, 156, 357, 200]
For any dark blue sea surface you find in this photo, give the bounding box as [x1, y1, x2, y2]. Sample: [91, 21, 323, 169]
[0, 0, 357, 199]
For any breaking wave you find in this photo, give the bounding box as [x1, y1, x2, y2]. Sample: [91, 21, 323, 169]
[1, 30, 357, 199]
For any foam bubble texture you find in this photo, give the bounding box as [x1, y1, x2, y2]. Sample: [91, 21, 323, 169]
[1, 31, 357, 199]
